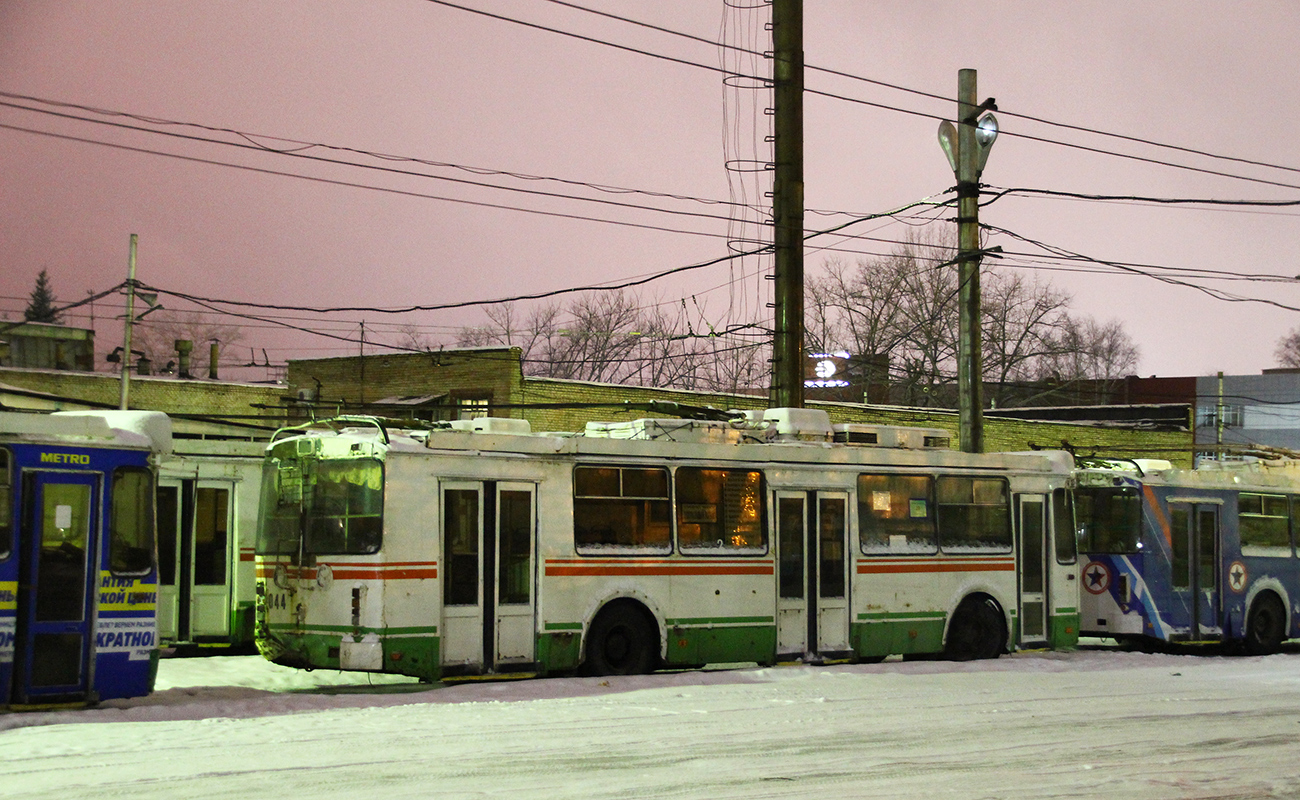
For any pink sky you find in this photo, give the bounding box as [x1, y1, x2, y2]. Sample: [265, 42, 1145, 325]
[2, 1, 1298, 381]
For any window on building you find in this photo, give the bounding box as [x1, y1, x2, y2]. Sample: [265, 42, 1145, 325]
[573, 466, 671, 553]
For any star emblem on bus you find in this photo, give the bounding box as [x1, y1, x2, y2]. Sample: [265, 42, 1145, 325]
[1083, 561, 1111, 595]
[1228, 561, 1247, 594]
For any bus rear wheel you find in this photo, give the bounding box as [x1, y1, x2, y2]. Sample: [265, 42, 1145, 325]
[945, 596, 1005, 661]
[1245, 594, 1287, 656]
[585, 603, 659, 676]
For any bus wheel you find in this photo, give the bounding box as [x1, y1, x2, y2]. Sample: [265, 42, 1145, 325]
[1245, 594, 1287, 656]
[944, 596, 1005, 662]
[585, 603, 659, 676]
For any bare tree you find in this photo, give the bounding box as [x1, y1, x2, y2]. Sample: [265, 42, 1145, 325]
[806, 230, 1140, 408]
[130, 310, 244, 376]
[457, 291, 768, 393]
[1275, 327, 1300, 369]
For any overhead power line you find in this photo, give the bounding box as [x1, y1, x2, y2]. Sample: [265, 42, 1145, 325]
[422, 0, 1300, 193]
[982, 223, 1300, 314]
[537, 0, 1300, 180]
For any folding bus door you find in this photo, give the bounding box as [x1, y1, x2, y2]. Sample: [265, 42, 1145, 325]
[441, 481, 536, 672]
[775, 490, 850, 661]
[1015, 494, 1048, 645]
[13, 472, 97, 704]
[1168, 502, 1221, 639]
[156, 480, 233, 643]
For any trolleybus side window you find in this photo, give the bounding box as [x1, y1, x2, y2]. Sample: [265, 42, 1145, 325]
[1076, 487, 1141, 553]
[0, 448, 10, 560]
[1053, 487, 1077, 564]
[1239, 493, 1290, 556]
[675, 467, 766, 552]
[573, 466, 671, 553]
[304, 459, 383, 555]
[858, 473, 936, 555]
[109, 466, 155, 575]
[935, 476, 1011, 553]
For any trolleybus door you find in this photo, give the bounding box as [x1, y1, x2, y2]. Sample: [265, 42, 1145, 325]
[1168, 502, 1220, 639]
[775, 490, 850, 660]
[13, 472, 97, 704]
[1016, 494, 1048, 644]
[441, 481, 536, 671]
[157, 480, 234, 643]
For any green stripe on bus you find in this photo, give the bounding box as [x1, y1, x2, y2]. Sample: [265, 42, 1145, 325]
[544, 622, 583, 632]
[666, 616, 774, 626]
[856, 611, 947, 622]
[266, 623, 439, 636]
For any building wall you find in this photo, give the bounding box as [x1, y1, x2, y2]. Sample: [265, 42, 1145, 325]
[0, 367, 284, 437]
[285, 348, 524, 417]
[1197, 372, 1300, 453]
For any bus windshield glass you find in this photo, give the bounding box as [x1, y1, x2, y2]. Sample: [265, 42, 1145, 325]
[1076, 486, 1142, 554]
[256, 452, 384, 556]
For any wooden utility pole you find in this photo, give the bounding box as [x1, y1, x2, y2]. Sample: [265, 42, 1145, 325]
[938, 70, 997, 452]
[769, 0, 804, 409]
[955, 69, 983, 452]
[118, 233, 138, 410]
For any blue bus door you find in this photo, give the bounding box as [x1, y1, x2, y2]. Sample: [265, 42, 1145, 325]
[1168, 502, 1220, 640]
[13, 472, 98, 704]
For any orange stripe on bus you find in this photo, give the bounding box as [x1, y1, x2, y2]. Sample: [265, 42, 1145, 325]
[856, 561, 1013, 574]
[546, 565, 774, 577]
[331, 568, 438, 580]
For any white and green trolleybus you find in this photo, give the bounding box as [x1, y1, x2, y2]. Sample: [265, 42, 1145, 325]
[254, 408, 1080, 679]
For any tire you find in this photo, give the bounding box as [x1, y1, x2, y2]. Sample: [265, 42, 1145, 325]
[944, 596, 1005, 662]
[585, 603, 659, 676]
[1244, 594, 1287, 656]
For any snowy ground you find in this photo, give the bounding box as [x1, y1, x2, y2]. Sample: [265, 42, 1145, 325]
[4, 646, 1300, 799]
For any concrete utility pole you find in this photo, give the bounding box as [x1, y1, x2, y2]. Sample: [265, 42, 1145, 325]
[937, 69, 998, 452]
[118, 233, 139, 410]
[769, 0, 804, 409]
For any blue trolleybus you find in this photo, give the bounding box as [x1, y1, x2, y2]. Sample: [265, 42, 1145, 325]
[0, 410, 171, 707]
[1076, 457, 1300, 653]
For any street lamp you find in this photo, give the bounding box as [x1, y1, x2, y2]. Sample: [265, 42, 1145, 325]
[937, 69, 997, 453]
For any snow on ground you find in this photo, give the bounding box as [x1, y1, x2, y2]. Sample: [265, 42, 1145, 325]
[4, 647, 1300, 799]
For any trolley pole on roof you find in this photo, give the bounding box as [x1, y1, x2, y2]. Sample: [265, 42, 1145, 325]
[937, 69, 998, 452]
[769, 0, 805, 409]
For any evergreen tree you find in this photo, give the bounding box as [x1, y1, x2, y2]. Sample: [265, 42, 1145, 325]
[24, 269, 62, 323]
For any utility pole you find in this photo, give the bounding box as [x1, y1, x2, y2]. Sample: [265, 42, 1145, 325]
[769, 0, 804, 409]
[937, 69, 998, 452]
[118, 233, 138, 410]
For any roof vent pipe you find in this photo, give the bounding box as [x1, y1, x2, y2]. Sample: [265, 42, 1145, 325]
[208, 341, 219, 380]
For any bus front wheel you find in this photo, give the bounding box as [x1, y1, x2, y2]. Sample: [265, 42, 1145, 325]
[585, 603, 659, 676]
[1244, 594, 1287, 656]
[944, 596, 1005, 661]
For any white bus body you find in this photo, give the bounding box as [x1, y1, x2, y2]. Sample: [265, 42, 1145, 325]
[255, 411, 1079, 679]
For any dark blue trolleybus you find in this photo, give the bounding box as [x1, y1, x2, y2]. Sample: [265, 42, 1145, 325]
[0, 410, 171, 708]
[1077, 456, 1300, 654]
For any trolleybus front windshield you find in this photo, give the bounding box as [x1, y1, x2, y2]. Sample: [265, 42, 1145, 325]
[256, 454, 384, 556]
[1076, 486, 1142, 553]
